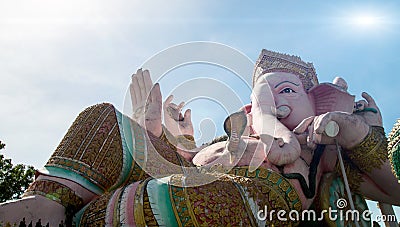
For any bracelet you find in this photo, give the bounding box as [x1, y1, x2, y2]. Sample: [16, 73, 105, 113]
[159, 125, 177, 151]
[347, 126, 388, 173]
[175, 135, 196, 150]
[388, 120, 400, 181]
[159, 126, 196, 150]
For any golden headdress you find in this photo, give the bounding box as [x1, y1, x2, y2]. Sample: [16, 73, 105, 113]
[252, 49, 319, 92]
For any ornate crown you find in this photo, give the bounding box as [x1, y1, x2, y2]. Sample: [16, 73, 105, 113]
[253, 49, 319, 91]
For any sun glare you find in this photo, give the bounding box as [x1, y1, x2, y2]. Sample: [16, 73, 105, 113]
[352, 14, 381, 27]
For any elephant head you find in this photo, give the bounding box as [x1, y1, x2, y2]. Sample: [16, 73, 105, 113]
[225, 50, 355, 167]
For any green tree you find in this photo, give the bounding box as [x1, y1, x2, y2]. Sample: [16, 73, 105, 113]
[0, 141, 35, 202]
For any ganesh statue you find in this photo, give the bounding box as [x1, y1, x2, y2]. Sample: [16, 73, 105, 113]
[1, 49, 400, 227]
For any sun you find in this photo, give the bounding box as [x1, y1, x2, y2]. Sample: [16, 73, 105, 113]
[352, 14, 381, 27]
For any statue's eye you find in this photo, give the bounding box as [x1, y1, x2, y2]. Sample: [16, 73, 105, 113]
[280, 88, 296, 94]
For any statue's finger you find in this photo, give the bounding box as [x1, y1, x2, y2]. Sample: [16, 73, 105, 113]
[295, 133, 308, 145]
[362, 92, 377, 108]
[130, 83, 137, 107]
[309, 123, 314, 136]
[164, 95, 174, 107]
[307, 136, 316, 150]
[134, 68, 142, 87]
[293, 116, 315, 134]
[143, 69, 153, 95]
[307, 124, 315, 147]
[314, 113, 333, 135]
[149, 83, 162, 105]
[131, 76, 142, 106]
[131, 72, 136, 83]
[178, 101, 185, 110]
[184, 109, 192, 123]
[137, 70, 147, 100]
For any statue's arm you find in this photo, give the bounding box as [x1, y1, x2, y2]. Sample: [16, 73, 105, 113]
[296, 92, 400, 204]
[336, 93, 400, 203]
[358, 160, 400, 205]
[345, 125, 400, 205]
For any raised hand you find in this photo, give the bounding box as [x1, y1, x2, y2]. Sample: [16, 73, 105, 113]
[163, 95, 194, 137]
[130, 69, 163, 137]
[353, 92, 383, 127]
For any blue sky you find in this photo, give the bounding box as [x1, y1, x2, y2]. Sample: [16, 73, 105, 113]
[1, 0, 400, 224]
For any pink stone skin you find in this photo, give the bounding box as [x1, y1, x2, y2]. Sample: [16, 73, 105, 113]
[0, 195, 65, 226]
[0, 174, 97, 226]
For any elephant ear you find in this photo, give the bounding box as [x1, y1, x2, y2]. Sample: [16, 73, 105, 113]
[223, 110, 247, 138]
[309, 83, 355, 115]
